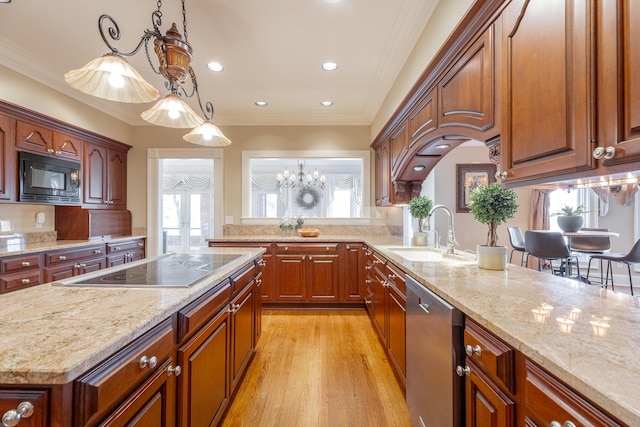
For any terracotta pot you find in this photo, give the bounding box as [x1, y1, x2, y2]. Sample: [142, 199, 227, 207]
[476, 245, 507, 270]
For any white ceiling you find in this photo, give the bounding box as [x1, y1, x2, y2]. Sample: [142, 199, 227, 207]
[0, 0, 442, 127]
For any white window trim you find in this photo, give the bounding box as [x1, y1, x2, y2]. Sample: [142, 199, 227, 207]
[635, 190, 640, 273]
[147, 148, 224, 257]
[241, 150, 371, 225]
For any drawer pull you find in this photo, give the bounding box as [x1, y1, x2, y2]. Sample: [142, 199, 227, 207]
[388, 273, 397, 280]
[551, 422, 576, 427]
[20, 261, 30, 267]
[326, 246, 330, 251]
[167, 364, 182, 377]
[93, 249, 102, 254]
[365, 265, 372, 270]
[137, 242, 144, 247]
[284, 246, 288, 251]
[373, 260, 380, 265]
[258, 260, 266, 267]
[465, 345, 482, 357]
[114, 246, 121, 251]
[139, 355, 158, 369]
[2, 401, 34, 426]
[255, 279, 262, 285]
[456, 365, 470, 376]
[21, 279, 30, 285]
[58, 255, 67, 261]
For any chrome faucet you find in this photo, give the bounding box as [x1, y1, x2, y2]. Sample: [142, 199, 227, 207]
[428, 205, 458, 254]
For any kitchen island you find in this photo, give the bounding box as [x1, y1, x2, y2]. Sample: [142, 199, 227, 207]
[0, 246, 264, 426]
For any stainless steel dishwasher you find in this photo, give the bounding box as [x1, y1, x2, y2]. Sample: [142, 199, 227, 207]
[405, 274, 464, 427]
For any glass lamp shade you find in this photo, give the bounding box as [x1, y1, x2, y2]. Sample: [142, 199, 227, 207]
[183, 121, 232, 146]
[141, 94, 204, 128]
[64, 53, 159, 103]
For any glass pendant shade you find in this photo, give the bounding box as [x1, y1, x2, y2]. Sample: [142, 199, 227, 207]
[183, 121, 232, 146]
[141, 94, 204, 128]
[64, 53, 159, 103]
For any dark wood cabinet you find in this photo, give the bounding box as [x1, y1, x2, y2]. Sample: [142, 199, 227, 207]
[84, 141, 128, 209]
[230, 281, 255, 394]
[374, 140, 391, 206]
[106, 238, 145, 267]
[465, 359, 515, 427]
[0, 253, 42, 293]
[43, 244, 107, 283]
[343, 243, 366, 302]
[500, 0, 595, 183]
[0, 389, 49, 427]
[0, 114, 15, 201]
[15, 120, 83, 161]
[408, 88, 438, 148]
[389, 123, 409, 180]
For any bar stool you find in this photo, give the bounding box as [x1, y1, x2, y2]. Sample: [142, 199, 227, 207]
[587, 238, 640, 295]
[524, 230, 580, 279]
[507, 226, 528, 266]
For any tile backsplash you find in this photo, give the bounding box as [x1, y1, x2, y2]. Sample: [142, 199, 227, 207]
[223, 224, 402, 237]
[0, 205, 55, 233]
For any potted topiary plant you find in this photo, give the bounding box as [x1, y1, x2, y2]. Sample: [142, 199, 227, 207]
[408, 195, 433, 246]
[552, 205, 588, 232]
[468, 182, 519, 270]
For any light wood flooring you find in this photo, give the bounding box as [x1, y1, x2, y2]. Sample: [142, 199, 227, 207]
[221, 309, 413, 427]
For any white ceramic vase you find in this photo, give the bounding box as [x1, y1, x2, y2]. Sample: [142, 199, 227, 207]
[476, 245, 507, 270]
[413, 232, 428, 246]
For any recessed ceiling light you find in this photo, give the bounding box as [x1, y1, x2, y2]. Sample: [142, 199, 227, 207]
[321, 101, 333, 107]
[434, 144, 451, 149]
[322, 62, 338, 71]
[255, 101, 268, 107]
[412, 165, 426, 171]
[206, 62, 224, 72]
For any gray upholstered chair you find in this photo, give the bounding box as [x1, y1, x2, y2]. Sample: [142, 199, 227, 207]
[586, 238, 640, 295]
[524, 230, 580, 279]
[507, 226, 528, 266]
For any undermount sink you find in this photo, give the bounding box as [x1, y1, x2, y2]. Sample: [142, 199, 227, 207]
[385, 247, 474, 263]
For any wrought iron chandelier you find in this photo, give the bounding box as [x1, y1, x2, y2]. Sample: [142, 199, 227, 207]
[64, 0, 231, 147]
[277, 162, 326, 190]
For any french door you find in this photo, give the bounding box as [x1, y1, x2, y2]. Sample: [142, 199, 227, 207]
[163, 190, 212, 253]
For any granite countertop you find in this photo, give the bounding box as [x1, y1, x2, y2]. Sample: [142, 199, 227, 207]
[0, 235, 147, 257]
[0, 246, 263, 385]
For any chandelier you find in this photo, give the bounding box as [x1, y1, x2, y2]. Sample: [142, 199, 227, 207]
[277, 162, 326, 190]
[64, 0, 231, 147]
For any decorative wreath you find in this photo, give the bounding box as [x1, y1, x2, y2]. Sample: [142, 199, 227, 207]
[295, 187, 321, 209]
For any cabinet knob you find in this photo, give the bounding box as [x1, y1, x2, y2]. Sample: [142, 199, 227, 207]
[593, 146, 616, 160]
[284, 246, 288, 251]
[139, 355, 158, 369]
[455, 365, 470, 377]
[74, 263, 82, 269]
[137, 242, 144, 247]
[388, 273, 397, 280]
[20, 261, 30, 267]
[93, 249, 102, 254]
[551, 422, 576, 427]
[494, 170, 508, 180]
[114, 246, 121, 251]
[256, 279, 262, 285]
[326, 246, 330, 251]
[21, 279, 30, 285]
[308, 256, 313, 260]
[167, 365, 182, 377]
[47, 148, 55, 154]
[365, 279, 372, 284]
[465, 344, 482, 357]
[365, 265, 372, 270]
[58, 255, 67, 261]
[2, 401, 34, 426]
[258, 260, 266, 267]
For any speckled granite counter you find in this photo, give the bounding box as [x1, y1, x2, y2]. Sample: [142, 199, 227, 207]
[0, 246, 263, 385]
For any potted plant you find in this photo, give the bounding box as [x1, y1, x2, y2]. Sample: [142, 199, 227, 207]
[408, 195, 433, 246]
[552, 205, 588, 232]
[468, 182, 518, 270]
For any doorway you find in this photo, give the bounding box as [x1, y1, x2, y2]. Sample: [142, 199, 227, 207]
[147, 148, 224, 257]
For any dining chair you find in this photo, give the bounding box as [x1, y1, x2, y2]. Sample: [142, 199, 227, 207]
[507, 226, 528, 266]
[586, 238, 640, 296]
[569, 227, 611, 286]
[524, 230, 580, 279]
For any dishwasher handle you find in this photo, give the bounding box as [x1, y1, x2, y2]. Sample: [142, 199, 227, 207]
[419, 302, 430, 314]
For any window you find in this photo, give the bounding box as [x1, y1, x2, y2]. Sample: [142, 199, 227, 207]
[548, 187, 597, 232]
[242, 151, 370, 222]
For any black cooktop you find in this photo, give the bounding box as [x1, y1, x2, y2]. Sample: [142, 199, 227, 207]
[72, 253, 243, 287]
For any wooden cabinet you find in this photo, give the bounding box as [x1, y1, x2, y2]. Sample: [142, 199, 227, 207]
[229, 280, 255, 394]
[408, 88, 438, 148]
[107, 238, 145, 267]
[0, 389, 49, 427]
[524, 360, 622, 427]
[43, 244, 106, 283]
[15, 120, 82, 161]
[462, 318, 516, 427]
[84, 141, 128, 209]
[374, 140, 391, 206]
[55, 207, 133, 240]
[501, 0, 595, 183]
[389, 123, 409, 180]
[0, 114, 15, 201]
[74, 318, 175, 426]
[343, 243, 366, 302]
[274, 243, 340, 303]
[0, 253, 42, 293]
[177, 283, 232, 427]
[596, 0, 640, 167]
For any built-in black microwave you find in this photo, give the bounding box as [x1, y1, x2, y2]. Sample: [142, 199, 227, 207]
[18, 151, 81, 205]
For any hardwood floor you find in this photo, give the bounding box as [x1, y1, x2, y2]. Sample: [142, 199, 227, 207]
[221, 309, 413, 427]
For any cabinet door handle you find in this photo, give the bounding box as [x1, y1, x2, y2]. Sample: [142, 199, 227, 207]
[455, 365, 470, 376]
[21, 279, 30, 285]
[20, 261, 30, 267]
[167, 365, 182, 377]
[2, 401, 34, 426]
[139, 355, 158, 369]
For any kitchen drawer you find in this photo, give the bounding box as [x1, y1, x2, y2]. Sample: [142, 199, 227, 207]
[274, 243, 339, 254]
[74, 318, 174, 427]
[107, 239, 145, 255]
[231, 262, 257, 294]
[45, 245, 105, 265]
[464, 318, 515, 394]
[384, 262, 406, 292]
[0, 270, 42, 293]
[177, 280, 231, 343]
[370, 251, 387, 269]
[524, 360, 622, 426]
[0, 388, 49, 427]
[0, 254, 42, 274]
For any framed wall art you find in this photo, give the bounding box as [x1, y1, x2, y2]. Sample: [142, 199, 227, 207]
[456, 163, 497, 213]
